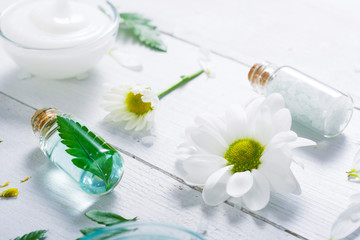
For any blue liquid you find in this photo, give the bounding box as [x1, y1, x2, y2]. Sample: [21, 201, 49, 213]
[41, 124, 124, 196]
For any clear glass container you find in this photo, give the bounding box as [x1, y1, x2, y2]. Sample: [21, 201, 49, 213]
[248, 63, 354, 137]
[31, 107, 124, 195]
[0, 0, 119, 79]
[82, 222, 206, 240]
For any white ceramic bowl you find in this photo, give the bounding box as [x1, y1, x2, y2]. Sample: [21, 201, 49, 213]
[0, 0, 119, 79]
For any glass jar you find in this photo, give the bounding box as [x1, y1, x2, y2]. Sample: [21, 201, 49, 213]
[31, 107, 124, 195]
[248, 63, 354, 137]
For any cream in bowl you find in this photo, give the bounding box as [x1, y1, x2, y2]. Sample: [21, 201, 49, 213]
[0, 0, 119, 79]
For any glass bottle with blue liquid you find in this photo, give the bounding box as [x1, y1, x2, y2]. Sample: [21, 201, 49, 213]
[31, 107, 124, 195]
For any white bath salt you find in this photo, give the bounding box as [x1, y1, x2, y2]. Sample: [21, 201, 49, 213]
[248, 63, 353, 137]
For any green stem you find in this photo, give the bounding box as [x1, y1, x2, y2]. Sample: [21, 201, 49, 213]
[158, 69, 205, 99]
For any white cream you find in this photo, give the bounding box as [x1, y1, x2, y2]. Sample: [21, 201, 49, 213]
[0, 0, 119, 79]
[1, 0, 111, 48]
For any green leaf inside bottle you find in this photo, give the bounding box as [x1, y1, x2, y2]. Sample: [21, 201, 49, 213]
[57, 116, 122, 193]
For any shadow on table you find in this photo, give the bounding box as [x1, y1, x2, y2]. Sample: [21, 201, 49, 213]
[25, 148, 117, 215]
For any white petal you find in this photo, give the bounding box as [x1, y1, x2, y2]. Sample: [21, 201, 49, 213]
[226, 171, 253, 198]
[261, 148, 292, 169]
[264, 93, 285, 114]
[182, 155, 227, 185]
[134, 115, 147, 131]
[245, 96, 264, 122]
[259, 162, 300, 194]
[202, 166, 232, 206]
[194, 114, 226, 137]
[224, 106, 248, 143]
[253, 106, 275, 144]
[266, 131, 298, 151]
[124, 118, 138, 130]
[286, 137, 316, 149]
[331, 203, 360, 240]
[272, 108, 292, 133]
[190, 128, 228, 156]
[259, 148, 300, 194]
[242, 170, 270, 211]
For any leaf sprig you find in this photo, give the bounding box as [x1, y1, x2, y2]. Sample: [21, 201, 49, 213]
[57, 116, 116, 190]
[13, 230, 47, 240]
[119, 13, 167, 52]
[79, 210, 137, 239]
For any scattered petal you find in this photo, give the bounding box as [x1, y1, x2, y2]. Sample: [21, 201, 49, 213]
[0, 188, 18, 197]
[0, 181, 9, 188]
[20, 177, 31, 183]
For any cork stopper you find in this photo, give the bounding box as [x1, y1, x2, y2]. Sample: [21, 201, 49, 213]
[31, 108, 58, 135]
[248, 63, 271, 86]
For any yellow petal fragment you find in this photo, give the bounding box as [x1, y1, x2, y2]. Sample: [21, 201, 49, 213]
[1, 188, 18, 197]
[347, 168, 356, 174]
[20, 177, 31, 183]
[0, 181, 9, 187]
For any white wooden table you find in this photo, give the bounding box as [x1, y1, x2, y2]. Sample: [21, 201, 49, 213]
[1, 0, 360, 239]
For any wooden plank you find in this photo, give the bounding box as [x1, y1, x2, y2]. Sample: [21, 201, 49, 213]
[114, 0, 360, 99]
[0, 93, 297, 239]
[0, 1, 359, 237]
[1, 33, 359, 239]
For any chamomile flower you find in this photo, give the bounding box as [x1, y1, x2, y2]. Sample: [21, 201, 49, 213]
[179, 93, 316, 211]
[102, 84, 159, 131]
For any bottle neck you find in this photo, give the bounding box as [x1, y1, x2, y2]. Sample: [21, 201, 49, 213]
[248, 63, 277, 94]
[31, 107, 58, 138]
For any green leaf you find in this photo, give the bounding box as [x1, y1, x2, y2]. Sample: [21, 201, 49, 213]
[80, 227, 104, 236]
[78, 228, 133, 240]
[119, 13, 167, 52]
[13, 230, 47, 240]
[85, 210, 137, 226]
[57, 116, 116, 190]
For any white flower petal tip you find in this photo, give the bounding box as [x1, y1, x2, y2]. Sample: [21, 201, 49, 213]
[102, 84, 159, 131]
[330, 202, 360, 240]
[178, 93, 313, 208]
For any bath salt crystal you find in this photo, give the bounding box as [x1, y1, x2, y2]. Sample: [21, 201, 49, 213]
[248, 63, 353, 137]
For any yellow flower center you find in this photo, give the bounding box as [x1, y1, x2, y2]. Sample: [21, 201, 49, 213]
[125, 91, 152, 115]
[224, 138, 264, 173]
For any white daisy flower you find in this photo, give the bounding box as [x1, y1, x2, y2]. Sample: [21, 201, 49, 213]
[102, 84, 159, 131]
[179, 93, 316, 211]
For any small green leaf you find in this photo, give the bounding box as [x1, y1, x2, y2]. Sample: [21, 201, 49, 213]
[119, 13, 167, 52]
[57, 116, 116, 190]
[85, 210, 137, 226]
[80, 227, 104, 236]
[13, 230, 47, 240]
